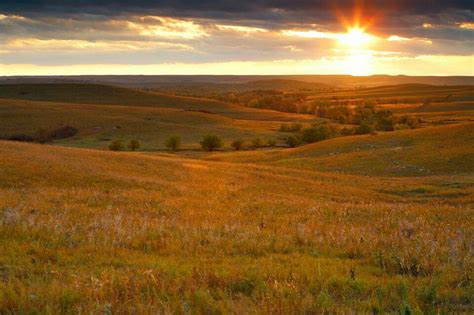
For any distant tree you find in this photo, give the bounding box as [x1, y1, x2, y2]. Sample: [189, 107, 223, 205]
[231, 139, 245, 150]
[267, 139, 277, 147]
[285, 134, 303, 148]
[109, 140, 124, 151]
[374, 110, 395, 131]
[252, 138, 263, 148]
[128, 139, 140, 151]
[302, 125, 332, 143]
[200, 135, 223, 151]
[354, 122, 375, 135]
[165, 135, 181, 151]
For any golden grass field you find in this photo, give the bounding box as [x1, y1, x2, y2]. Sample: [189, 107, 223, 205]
[0, 83, 473, 313]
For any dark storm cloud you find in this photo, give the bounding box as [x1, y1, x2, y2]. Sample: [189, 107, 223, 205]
[1, 1, 473, 20]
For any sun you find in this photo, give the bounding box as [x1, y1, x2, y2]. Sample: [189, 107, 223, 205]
[338, 26, 374, 48]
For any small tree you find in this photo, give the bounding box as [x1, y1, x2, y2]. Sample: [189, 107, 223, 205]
[355, 122, 375, 135]
[285, 135, 303, 148]
[200, 135, 223, 152]
[302, 125, 331, 143]
[231, 139, 245, 150]
[165, 135, 181, 151]
[128, 139, 140, 151]
[109, 140, 124, 151]
[267, 139, 277, 147]
[252, 138, 263, 148]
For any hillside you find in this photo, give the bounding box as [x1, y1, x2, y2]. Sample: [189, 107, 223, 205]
[210, 123, 474, 177]
[0, 98, 317, 149]
[1, 140, 473, 312]
[0, 83, 318, 122]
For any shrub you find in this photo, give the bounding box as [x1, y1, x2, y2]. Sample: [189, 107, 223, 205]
[302, 125, 331, 143]
[285, 134, 303, 147]
[355, 122, 375, 135]
[127, 139, 140, 151]
[200, 135, 223, 151]
[267, 139, 277, 147]
[165, 135, 181, 151]
[252, 138, 263, 148]
[49, 125, 78, 140]
[108, 140, 124, 151]
[6, 134, 35, 142]
[231, 139, 245, 150]
[375, 110, 395, 131]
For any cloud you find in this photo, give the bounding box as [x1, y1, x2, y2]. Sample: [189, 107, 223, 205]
[0, 1, 472, 74]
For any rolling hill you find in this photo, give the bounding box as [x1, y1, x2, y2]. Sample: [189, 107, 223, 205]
[1, 136, 472, 312]
[209, 123, 474, 177]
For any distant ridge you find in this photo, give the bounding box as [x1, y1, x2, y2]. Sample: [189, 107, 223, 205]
[1, 75, 473, 88]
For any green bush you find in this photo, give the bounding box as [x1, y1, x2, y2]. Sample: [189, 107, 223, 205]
[302, 125, 332, 143]
[200, 135, 223, 151]
[285, 134, 303, 147]
[355, 122, 375, 135]
[108, 140, 124, 151]
[127, 139, 140, 151]
[165, 135, 181, 151]
[231, 139, 245, 150]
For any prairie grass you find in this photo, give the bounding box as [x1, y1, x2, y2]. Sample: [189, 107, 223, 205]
[1, 140, 472, 313]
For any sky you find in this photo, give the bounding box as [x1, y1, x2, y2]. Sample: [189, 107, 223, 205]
[0, 1, 473, 76]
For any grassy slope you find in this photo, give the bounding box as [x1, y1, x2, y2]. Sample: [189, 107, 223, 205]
[0, 98, 298, 149]
[210, 123, 474, 177]
[0, 83, 318, 149]
[0, 140, 472, 313]
[0, 83, 315, 122]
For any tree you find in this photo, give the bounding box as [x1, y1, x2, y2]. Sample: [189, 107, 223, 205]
[354, 122, 375, 135]
[109, 140, 124, 151]
[128, 139, 140, 151]
[231, 139, 245, 150]
[165, 135, 181, 151]
[285, 135, 303, 148]
[374, 110, 395, 131]
[200, 135, 223, 151]
[301, 125, 331, 143]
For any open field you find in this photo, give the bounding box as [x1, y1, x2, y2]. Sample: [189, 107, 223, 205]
[0, 81, 473, 313]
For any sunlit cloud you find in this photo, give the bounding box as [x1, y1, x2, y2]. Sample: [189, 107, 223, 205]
[216, 24, 268, 34]
[422, 23, 433, 29]
[387, 35, 432, 45]
[281, 29, 334, 39]
[0, 13, 25, 21]
[126, 16, 207, 39]
[2, 38, 192, 52]
[459, 22, 474, 29]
